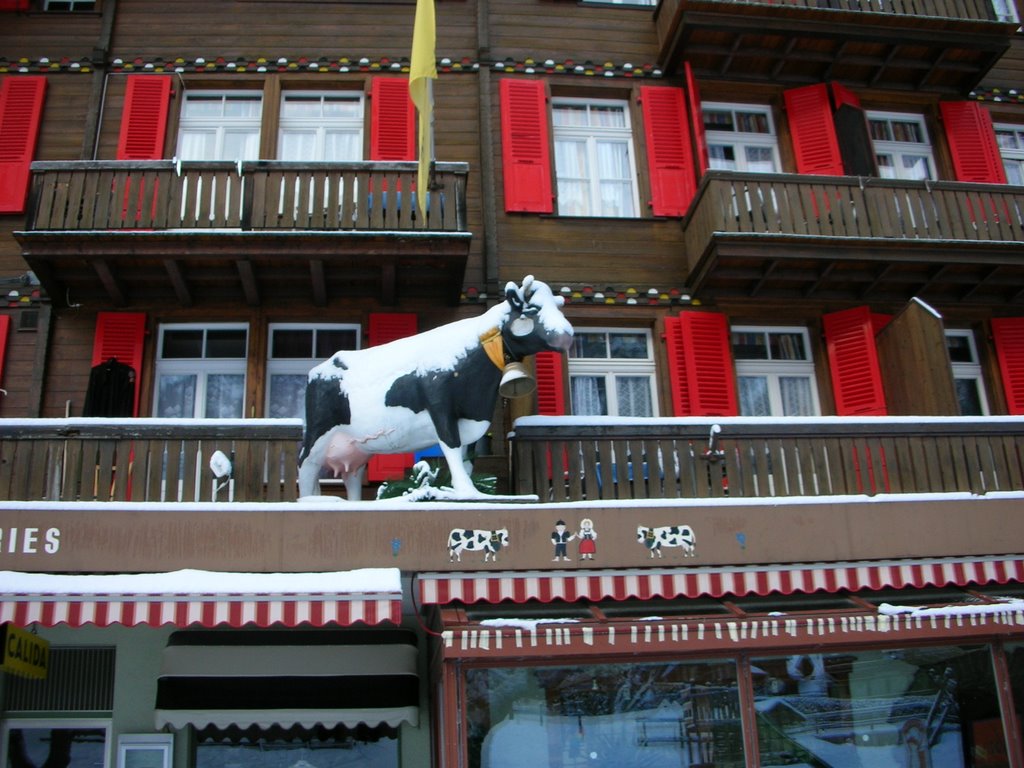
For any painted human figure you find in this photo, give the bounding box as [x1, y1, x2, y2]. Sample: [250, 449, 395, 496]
[551, 520, 575, 562]
[578, 518, 597, 560]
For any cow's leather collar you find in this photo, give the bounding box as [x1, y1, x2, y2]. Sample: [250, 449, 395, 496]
[479, 327, 505, 371]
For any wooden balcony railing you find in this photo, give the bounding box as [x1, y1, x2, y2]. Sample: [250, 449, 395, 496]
[683, 171, 1024, 260]
[25, 160, 469, 233]
[0, 419, 303, 503]
[510, 416, 1024, 502]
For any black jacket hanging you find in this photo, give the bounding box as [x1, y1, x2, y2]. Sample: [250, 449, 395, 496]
[83, 358, 136, 417]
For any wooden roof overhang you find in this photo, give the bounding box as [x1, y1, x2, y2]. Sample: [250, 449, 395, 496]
[14, 229, 472, 308]
[684, 234, 1024, 305]
[655, 0, 1016, 92]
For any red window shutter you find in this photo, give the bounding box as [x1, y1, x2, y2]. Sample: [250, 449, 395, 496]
[534, 350, 566, 415]
[991, 318, 1024, 415]
[92, 312, 147, 416]
[940, 101, 1007, 185]
[641, 85, 697, 217]
[499, 78, 553, 214]
[784, 84, 844, 176]
[823, 306, 887, 416]
[368, 312, 418, 346]
[370, 77, 415, 161]
[664, 313, 738, 417]
[367, 312, 418, 480]
[0, 75, 46, 214]
[684, 62, 708, 176]
[116, 75, 172, 160]
[831, 82, 862, 110]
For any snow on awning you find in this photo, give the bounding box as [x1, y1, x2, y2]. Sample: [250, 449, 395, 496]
[418, 555, 1024, 605]
[0, 569, 403, 628]
[155, 628, 419, 730]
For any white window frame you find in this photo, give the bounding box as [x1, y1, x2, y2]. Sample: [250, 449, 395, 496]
[702, 102, 781, 173]
[867, 111, 936, 181]
[732, 325, 821, 417]
[175, 91, 263, 162]
[43, 0, 96, 9]
[568, 328, 658, 417]
[946, 329, 990, 416]
[266, 323, 361, 418]
[552, 98, 641, 218]
[1, 720, 112, 768]
[154, 323, 249, 419]
[995, 123, 1024, 186]
[581, 0, 656, 4]
[278, 91, 364, 162]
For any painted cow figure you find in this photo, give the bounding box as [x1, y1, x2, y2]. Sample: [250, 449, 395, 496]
[637, 525, 697, 558]
[298, 276, 574, 500]
[448, 528, 509, 562]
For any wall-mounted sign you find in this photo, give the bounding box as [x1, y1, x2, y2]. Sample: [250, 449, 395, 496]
[1, 622, 49, 678]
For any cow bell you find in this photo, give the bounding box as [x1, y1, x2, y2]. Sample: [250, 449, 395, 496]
[499, 362, 536, 398]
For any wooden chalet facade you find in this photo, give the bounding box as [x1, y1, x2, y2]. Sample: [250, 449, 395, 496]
[3, 0, 1024, 766]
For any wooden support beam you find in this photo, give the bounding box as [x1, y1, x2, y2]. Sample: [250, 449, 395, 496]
[310, 259, 327, 307]
[163, 260, 192, 306]
[236, 260, 260, 306]
[93, 259, 127, 306]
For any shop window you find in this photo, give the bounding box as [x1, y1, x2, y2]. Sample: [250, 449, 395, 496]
[731, 326, 820, 416]
[2, 722, 111, 768]
[946, 329, 989, 416]
[266, 324, 360, 418]
[552, 99, 640, 218]
[176, 92, 262, 162]
[154, 324, 248, 418]
[466, 660, 744, 768]
[995, 123, 1024, 185]
[752, 645, 1005, 767]
[867, 111, 935, 181]
[703, 103, 780, 173]
[194, 725, 397, 768]
[992, 0, 1020, 22]
[581, 0, 657, 4]
[278, 93, 364, 162]
[568, 329, 657, 416]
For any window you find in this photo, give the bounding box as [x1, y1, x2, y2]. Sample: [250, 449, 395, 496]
[731, 326, 820, 416]
[703, 103, 780, 173]
[266, 324, 360, 418]
[176, 92, 262, 161]
[154, 324, 248, 418]
[867, 112, 935, 180]
[995, 123, 1024, 185]
[466, 660, 743, 768]
[552, 99, 639, 217]
[569, 329, 657, 416]
[582, 0, 656, 4]
[278, 92, 364, 161]
[947, 329, 989, 416]
[2, 721, 111, 768]
[992, 0, 1020, 22]
[43, 0, 95, 9]
[752, 646, 1005, 768]
[195, 726, 397, 768]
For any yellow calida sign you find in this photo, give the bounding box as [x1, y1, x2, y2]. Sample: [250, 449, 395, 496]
[1, 623, 49, 679]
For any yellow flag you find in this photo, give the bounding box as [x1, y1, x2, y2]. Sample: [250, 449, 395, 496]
[409, 0, 437, 221]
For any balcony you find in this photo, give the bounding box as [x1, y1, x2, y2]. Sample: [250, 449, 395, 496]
[655, 0, 1017, 92]
[682, 171, 1024, 304]
[2, 416, 1023, 571]
[510, 415, 1024, 502]
[15, 160, 472, 308]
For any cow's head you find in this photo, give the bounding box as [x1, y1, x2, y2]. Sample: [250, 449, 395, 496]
[502, 276, 574, 360]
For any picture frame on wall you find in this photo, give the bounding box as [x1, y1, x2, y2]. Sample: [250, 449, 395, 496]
[117, 734, 173, 768]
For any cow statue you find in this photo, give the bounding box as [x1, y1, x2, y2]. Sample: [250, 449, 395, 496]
[298, 275, 574, 500]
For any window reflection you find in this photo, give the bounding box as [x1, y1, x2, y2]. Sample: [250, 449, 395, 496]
[466, 661, 743, 768]
[752, 646, 1004, 767]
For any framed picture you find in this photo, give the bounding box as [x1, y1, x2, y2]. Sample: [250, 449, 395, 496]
[117, 734, 173, 768]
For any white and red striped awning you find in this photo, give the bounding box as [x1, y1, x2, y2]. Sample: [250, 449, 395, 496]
[0, 569, 403, 628]
[419, 555, 1024, 605]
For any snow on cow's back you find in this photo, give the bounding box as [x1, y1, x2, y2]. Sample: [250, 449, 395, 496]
[309, 302, 511, 385]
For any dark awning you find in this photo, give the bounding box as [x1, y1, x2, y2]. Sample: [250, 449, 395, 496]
[154, 629, 419, 730]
